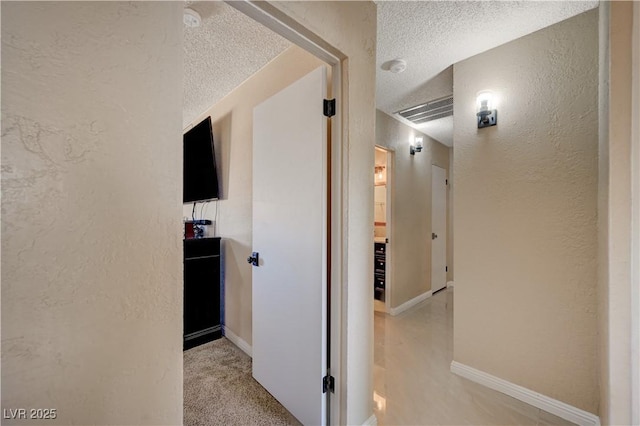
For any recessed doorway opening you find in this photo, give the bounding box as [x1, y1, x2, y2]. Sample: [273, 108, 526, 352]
[374, 146, 392, 313]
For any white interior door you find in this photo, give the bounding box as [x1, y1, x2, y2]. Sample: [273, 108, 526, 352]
[431, 165, 447, 293]
[252, 66, 327, 425]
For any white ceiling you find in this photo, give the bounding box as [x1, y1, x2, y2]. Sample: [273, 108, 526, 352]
[183, 2, 290, 127]
[183, 1, 598, 141]
[376, 0, 598, 145]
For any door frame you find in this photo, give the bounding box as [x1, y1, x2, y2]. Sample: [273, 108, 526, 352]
[374, 145, 393, 313]
[430, 164, 447, 294]
[385, 150, 394, 313]
[226, 2, 345, 423]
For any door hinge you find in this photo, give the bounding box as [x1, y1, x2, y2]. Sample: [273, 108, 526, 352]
[446, 266, 448, 272]
[323, 99, 336, 117]
[446, 179, 448, 185]
[322, 375, 335, 393]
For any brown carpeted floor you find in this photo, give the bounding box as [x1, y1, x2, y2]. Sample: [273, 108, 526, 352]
[183, 338, 301, 426]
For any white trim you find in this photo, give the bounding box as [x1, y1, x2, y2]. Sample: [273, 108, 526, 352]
[227, 1, 342, 65]
[446, 281, 454, 288]
[389, 290, 432, 316]
[362, 414, 378, 426]
[450, 361, 601, 426]
[329, 61, 344, 426]
[431, 164, 448, 294]
[222, 326, 252, 358]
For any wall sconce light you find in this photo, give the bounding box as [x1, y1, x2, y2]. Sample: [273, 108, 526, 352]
[476, 91, 497, 128]
[410, 136, 423, 156]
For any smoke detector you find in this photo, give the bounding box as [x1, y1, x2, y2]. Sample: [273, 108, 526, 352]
[183, 8, 201, 28]
[388, 59, 407, 74]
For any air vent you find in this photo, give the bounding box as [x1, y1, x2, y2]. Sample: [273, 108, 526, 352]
[396, 95, 453, 125]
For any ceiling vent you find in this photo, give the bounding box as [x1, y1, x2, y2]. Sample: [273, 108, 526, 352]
[396, 95, 453, 125]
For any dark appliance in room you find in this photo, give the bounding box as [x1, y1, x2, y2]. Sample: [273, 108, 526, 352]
[183, 237, 222, 350]
[183, 117, 222, 350]
[183, 116, 219, 203]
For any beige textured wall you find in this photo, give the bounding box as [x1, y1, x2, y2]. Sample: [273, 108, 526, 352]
[633, 5, 640, 423]
[183, 46, 325, 347]
[597, 2, 611, 422]
[268, 2, 377, 424]
[598, 2, 636, 424]
[633, 6, 640, 424]
[376, 110, 451, 308]
[453, 10, 599, 413]
[1, 2, 183, 425]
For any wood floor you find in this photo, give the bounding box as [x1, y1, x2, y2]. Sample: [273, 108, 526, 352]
[373, 287, 575, 425]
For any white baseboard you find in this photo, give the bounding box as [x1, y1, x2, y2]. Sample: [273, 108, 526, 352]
[362, 414, 377, 426]
[450, 361, 600, 426]
[390, 290, 432, 316]
[222, 326, 252, 357]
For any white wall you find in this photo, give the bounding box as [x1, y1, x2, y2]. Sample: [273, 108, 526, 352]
[1, 2, 183, 424]
[375, 110, 451, 308]
[453, 10, 599, 413]
[182, 45, 326, 347]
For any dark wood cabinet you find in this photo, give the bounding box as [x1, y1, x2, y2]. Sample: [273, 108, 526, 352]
[184, 237, 222, 350]
[374, 242, 386, 301]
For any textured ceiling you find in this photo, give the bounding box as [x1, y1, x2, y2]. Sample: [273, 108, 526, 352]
[182, 1, 599, 139]
[376, 1, 598, 145]
[377, 1, 598, 115]
[183, 2, 290, 126]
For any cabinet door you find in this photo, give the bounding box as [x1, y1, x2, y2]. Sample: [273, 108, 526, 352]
[184, 255, 220, 336]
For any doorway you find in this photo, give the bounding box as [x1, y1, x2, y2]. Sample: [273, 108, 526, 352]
[431, 164, 447, 294]
[374, 147, 392, 313]
[182, 2, 345, 424]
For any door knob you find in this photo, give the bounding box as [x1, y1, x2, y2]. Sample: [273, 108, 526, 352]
[432, 233, 438, 240]
[247, 252, 259, 266]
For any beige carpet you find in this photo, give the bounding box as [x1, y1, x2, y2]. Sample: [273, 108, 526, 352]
[183, 338, 300, 426]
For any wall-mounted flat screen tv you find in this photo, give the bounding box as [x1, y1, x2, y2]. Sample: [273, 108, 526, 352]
[183, 116, 219, 203]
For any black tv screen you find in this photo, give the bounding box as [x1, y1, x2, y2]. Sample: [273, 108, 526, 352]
[183, 117, 219, 203]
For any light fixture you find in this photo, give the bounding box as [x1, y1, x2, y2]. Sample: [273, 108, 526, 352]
[388, 59, 407, 74]
[476, 90, 497, 128]
[375, 165, 385, 180]
[183, 8, 202, 28]
[410, 136, 423, 156]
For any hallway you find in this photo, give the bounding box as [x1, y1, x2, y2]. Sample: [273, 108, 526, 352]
[373, 288, 575, 425]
